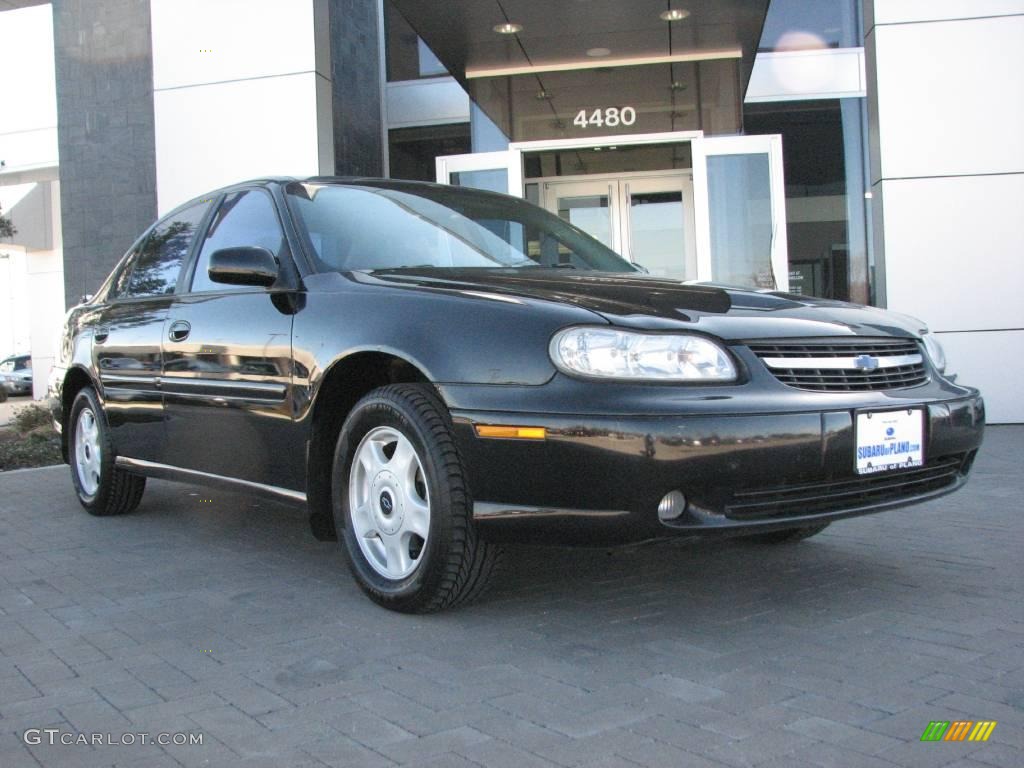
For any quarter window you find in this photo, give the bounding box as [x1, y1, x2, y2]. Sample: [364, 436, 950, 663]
[190, 191, 285, 293]
[125, 202, 209, 298]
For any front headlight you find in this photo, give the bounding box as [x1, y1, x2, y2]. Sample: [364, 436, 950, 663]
[550, 327, 737, 381]
[921, 331, 947, 374]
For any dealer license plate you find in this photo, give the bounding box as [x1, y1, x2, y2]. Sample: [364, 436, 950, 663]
[855, 409, 924, 475]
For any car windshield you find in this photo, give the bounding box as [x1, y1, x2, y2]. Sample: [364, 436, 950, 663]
[285, 181, 637, 273]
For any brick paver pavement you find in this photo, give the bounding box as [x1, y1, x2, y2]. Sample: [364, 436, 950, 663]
[0, 427, 1020, 768]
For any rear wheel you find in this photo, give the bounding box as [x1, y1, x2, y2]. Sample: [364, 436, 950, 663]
[332, 384, 501, 613]
[744, 522, 830, 544]
[69, 387, 146, 516]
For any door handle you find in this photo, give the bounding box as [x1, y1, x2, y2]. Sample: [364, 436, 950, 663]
[94, 328, 109, 344]
[168, 320, 191, 342]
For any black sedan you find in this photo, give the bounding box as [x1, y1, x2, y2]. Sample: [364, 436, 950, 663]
[48, 177, 984, 612]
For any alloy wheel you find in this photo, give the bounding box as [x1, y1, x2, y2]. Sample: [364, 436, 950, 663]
[348, 426, 430, 579]
[74, 406, 102, 497]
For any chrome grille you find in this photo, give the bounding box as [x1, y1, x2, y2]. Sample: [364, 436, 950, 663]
[748, 338, 927, 392]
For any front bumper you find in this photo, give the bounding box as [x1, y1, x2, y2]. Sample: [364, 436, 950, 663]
[447, 388, 984, 544]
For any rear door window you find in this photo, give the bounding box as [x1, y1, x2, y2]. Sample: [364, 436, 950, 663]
[123, 202, 209, 298]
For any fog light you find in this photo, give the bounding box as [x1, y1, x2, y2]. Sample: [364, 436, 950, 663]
[657, 491, 687, 522]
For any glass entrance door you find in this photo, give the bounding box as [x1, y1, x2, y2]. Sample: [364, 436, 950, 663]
[434, 130, 788, 290]
[546, 180, 618, 252]
[692, 135, 788, 290]
[540, 174, 697, 280]
[622, 176, 697, 280]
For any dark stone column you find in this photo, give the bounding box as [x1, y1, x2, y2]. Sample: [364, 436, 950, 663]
[52, 0, 157, 307]
[328, 0, 384, 176]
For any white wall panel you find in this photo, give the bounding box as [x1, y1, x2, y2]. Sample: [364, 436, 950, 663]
[872, 14, 1024, 179]
[27, 249, 65, 400]
[0, 4, 57, 173]
[870, 0, 1024, 26]
[154, 74, 321, 213]
[881, 174, 1024, 333]
[150, 0, 319, 90]
[937, 330, 1024, 424]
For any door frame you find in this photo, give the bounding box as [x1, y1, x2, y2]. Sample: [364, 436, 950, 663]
[691, 134, 788, 291]
[435, 150, 523, 195]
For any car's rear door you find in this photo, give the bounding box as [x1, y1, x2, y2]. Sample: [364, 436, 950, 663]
[91, 201, 211, 461]
[160, 187, 303, 490]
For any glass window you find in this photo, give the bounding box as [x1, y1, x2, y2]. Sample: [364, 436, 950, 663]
[190, 191, 285, 293]
[285, 181, 636, 274]
[103, 247, 140, 301]
[388, 124, 470, 182]
[384, 1, 447, 81]
[758, 0, 861, 52]
[628, 191, 688, 280]
[707, 154, 774, 289]
[124, 203, 208, 298]
[744, 98, 870, 302]
[556, 195, 613, 250]
[0, 360, 12, 374]
[450, 169, 509, 195]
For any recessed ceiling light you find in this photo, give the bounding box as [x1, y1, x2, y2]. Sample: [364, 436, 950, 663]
[493, 22, 523, 34]
[660, 9, 690, 22]
[586, 47, 611, 57]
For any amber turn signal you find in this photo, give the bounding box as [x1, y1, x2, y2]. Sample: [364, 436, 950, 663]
[474, 425, 547, 440]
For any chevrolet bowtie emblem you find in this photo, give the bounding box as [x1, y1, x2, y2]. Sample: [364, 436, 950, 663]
[854, 354, 880, 371]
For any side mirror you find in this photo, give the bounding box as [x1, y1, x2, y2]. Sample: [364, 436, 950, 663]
[208, 247, 278, 287]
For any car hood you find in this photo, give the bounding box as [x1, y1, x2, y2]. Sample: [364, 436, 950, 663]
[361, 268, 926, 341]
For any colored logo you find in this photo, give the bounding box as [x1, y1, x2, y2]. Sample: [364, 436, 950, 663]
[921, 721, 997, 742]
[886, 427, 895, 437]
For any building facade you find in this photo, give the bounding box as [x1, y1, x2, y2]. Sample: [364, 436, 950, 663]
[0, 0, 1021, 422]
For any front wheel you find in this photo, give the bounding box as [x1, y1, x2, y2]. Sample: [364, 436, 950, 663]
[69, 387, 146, 516]
[332, 384, 501, 613]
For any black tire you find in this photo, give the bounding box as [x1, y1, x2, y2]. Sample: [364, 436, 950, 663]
[68, 387, 146, 516]
[744, 522, 830, 544]
[332, 383, 502, 613]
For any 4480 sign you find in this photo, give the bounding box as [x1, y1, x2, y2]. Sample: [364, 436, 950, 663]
[573, 106, 637, 129]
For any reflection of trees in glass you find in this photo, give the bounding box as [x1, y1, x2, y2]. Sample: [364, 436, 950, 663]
[0, 205, 16, 238]
[128, 220, 192, 296]
[127, 205, 205, 297]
